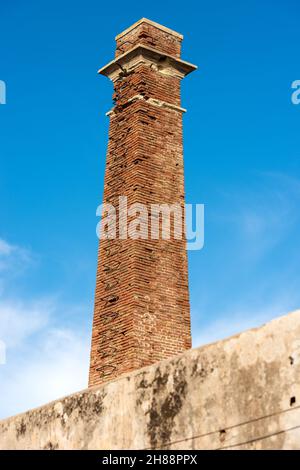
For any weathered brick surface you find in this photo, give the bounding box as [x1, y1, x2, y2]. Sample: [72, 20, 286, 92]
[115, 18, 182, 58]
[89, 20, 196, 387]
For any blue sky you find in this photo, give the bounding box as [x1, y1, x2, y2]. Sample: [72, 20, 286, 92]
[0, 0, 299, 419]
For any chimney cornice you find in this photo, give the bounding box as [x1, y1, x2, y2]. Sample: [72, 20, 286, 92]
[98, 44, 197, 81]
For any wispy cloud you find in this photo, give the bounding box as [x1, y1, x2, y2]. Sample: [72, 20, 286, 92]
[0, 299, 51, 348]
[214, 172, 300, 263]
[0, 239, 14, 257]
[0, 322, 90, 419]
[192, 171, 300, 348]
[192, 295, 298, 348]
[0, 238, 90, 420]
[0, 238, 34, 294]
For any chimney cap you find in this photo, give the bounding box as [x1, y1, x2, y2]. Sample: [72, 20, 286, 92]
[115, 18, 184, 41]
[98, 44, 197, 80]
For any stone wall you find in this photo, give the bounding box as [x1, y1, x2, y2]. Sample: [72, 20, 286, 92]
[1, 310, 300, 450]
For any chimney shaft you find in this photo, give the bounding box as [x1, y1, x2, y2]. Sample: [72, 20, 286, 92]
[89, 19, 197, 387]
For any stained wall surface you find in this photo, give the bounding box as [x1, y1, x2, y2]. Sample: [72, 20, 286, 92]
[1, 310, 300, 450]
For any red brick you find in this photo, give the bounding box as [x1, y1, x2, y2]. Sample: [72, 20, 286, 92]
[89, 19, 196, 387]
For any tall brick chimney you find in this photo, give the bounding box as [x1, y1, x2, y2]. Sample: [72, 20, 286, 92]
[89, 18, 197, 387]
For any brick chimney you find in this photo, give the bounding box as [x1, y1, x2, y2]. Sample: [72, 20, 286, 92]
[89, 18, 197, 387]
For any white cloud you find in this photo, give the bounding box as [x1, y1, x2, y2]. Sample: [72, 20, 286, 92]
[0, 239, 34, 295]
[0, 300, 51, 348]
[0, 340, 6, 365]
[192, 295, 297, 348]
[0, 296, 90, 420]
[0, 324, 90, 419]
[0, 238, 90, 420]
[0, 239, 14, 257]
[191, 172, 300, 351]
[215, 172, 300, 263]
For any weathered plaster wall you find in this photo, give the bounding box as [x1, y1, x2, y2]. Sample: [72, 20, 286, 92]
[1, 310, 300, 450]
